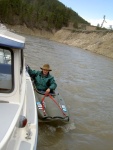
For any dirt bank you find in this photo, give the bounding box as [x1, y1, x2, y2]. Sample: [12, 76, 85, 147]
[7, 25, 113, 59]
[51, 29, 113, 59]
[7, 24, 53, 39]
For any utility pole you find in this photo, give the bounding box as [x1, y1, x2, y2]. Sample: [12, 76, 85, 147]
[101, 15, 107, 28]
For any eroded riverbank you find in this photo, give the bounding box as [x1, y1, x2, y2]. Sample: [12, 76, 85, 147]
[51, 29, 113, 59]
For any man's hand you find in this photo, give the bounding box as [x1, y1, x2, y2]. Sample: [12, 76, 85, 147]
[45, 88, 50, 95]
[26, 65, 30, 72]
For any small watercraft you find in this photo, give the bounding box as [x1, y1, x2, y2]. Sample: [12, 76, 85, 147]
[34, 86, 69, 123]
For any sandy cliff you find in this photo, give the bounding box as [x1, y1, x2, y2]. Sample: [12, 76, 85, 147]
[51, 29, 113, 59]
[7, 25, 113, 59]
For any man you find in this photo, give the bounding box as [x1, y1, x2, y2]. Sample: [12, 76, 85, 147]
[27, 64, 57, 94]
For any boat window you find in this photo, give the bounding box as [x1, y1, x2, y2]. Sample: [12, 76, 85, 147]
[0, 48, 13, 93]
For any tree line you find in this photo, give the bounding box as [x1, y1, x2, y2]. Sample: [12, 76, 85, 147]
[0, 0, 89, 31]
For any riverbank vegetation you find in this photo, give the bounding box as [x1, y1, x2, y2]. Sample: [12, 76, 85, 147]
[0, 0, 89, 31]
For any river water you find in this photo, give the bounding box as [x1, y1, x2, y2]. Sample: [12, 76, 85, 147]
[24, 35, 113, 150]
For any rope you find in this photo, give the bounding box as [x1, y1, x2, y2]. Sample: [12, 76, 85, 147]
[41, 93, 66, 117]
[41, 95, 46, 116]
[48, 94, 66, 116]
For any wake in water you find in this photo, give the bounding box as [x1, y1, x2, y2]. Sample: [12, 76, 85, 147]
[38, 121, 76, 147]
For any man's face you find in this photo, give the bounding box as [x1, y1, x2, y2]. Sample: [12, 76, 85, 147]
[42, 69, 49, 76]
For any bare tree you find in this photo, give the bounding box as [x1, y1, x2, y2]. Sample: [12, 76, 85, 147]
[101, 15, 107, 28]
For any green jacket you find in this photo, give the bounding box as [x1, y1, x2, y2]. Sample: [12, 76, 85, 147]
[28, 68, 57, 91]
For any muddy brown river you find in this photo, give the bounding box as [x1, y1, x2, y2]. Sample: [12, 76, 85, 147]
[24, 35, 113, 150]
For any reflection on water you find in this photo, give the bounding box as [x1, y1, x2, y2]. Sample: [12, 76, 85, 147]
[24, 35, 113, 150]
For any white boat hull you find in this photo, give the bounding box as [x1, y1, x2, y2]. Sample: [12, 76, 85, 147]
[0, 28, 38, 150]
